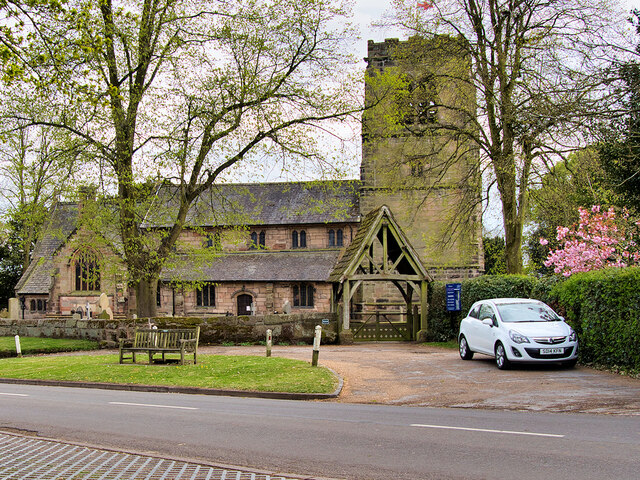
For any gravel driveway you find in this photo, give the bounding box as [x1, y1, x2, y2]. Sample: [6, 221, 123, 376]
[200, 343, 640, 415]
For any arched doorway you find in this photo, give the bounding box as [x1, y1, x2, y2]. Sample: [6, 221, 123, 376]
[237, 294, 253, 315]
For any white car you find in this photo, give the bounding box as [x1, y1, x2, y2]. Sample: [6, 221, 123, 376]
[458, 298, 579, 369]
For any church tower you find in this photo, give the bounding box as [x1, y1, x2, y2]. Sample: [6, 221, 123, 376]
[360, 36, 484, 279]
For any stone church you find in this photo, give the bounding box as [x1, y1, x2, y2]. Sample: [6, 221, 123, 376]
[15, 37, 484, 338]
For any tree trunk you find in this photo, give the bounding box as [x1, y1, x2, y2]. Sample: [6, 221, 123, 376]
[135, 277, 158, 318]
[499, 171, 525, 274]
[504, 219, 523, 274]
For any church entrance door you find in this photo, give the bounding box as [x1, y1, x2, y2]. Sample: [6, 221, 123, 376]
[237, 294, 253, 315]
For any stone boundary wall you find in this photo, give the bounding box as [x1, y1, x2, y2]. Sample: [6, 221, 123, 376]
[0, 313, 339, 348]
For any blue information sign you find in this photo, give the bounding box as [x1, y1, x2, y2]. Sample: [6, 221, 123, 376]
[445, 283, 462, 312]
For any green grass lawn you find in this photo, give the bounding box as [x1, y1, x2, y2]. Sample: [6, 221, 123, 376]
[0, 337, 99, 357]
[0, 354, 338, 394]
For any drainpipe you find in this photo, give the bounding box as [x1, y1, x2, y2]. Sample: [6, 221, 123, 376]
[172, 286, 176, 317]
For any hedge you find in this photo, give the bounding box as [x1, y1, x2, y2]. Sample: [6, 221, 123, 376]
[551, 267, 640, 371]
[426, 268, 640, 372]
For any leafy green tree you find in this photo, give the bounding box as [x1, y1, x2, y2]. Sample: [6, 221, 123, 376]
[381, 0, 631, 274]
[3, 0, 360, 316]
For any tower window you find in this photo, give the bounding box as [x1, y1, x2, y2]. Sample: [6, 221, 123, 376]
[397, 75, 437, 125]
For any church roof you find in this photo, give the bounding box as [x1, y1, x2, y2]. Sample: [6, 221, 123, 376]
[142, 180, 360, 228]
[161, 249, 342, 283]
[15, 203, 78, 295]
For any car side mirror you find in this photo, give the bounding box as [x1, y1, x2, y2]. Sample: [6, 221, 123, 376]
[481, 318, 494, 327]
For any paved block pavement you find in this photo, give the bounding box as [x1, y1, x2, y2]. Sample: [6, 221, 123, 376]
[0, 431, 313, 480]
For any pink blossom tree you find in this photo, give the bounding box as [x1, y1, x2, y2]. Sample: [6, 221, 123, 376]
[540, 206, 640, 276]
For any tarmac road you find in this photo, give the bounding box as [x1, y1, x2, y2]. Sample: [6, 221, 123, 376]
[1, 382, 640, 480]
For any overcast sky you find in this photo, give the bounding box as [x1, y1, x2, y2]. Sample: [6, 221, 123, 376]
[352, 0, 640, 53]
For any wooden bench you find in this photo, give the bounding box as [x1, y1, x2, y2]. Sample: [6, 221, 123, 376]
[119, 327, 200, 365]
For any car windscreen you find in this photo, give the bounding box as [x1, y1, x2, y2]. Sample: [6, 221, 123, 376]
[496, 303, 561, 323]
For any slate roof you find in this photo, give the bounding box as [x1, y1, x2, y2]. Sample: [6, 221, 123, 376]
[15, 203, 79, 295]
[142, 180, 361, 228]
[161, 249, 343, 283]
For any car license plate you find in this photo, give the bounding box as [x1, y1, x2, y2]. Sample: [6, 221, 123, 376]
[540, 348, 564, 355]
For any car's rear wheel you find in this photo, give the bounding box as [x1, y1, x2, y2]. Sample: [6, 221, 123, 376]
[459, 335, 474, 360]
[495, 342, 511, 370]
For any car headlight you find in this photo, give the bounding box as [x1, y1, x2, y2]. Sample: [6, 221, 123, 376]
[569, 330, 577, 342]
[509, 330, 530, 344]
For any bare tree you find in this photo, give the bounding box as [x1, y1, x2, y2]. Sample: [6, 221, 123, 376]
[380, 0, 633, 273]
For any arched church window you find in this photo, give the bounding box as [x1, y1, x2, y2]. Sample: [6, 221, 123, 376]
[74, 249, 100, 291]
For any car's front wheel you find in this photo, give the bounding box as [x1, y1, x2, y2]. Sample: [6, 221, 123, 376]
[495, 342, 511, 370]
[459, 335, 474, 360]
[562, 358, 578, 368]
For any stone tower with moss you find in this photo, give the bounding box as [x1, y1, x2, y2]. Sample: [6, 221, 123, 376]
[360, 36, 484, 279]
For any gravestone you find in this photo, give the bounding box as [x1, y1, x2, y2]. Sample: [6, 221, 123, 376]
[98, 293, 113, 320]
[8, 298, 19, 320]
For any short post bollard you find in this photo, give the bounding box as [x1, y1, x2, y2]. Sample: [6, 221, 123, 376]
[312, 325, 321, 367]
[14, 335, 22, 358]
[266, 329, 272, 357]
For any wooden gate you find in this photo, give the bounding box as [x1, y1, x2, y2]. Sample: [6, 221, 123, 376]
[351, 310, 413, 341]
